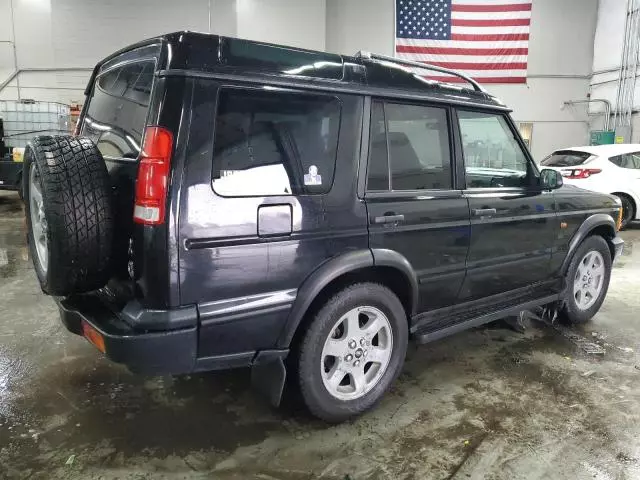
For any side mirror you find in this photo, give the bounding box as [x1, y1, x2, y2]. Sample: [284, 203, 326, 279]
[540, 168, 563, 190]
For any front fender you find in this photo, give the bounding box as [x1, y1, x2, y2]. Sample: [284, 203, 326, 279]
[560, 213, 617, 275]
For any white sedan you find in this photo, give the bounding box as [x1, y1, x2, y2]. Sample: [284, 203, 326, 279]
[540, 144, 640, 229]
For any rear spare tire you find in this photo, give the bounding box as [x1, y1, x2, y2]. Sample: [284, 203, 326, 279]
[24, 135, 114, 295]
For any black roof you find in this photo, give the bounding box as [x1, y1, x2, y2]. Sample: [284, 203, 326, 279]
[95, 31, 507, 111]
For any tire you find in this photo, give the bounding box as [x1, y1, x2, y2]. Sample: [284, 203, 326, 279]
[614, 193, 635, 230]
[561, 235, 612, 325]
[23, 135, 114, 295]
[297, 283, 408, 423]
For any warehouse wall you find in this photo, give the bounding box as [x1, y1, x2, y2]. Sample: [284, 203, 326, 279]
[326, 0, 599, 160]
[0, 0, 223, 102]
[0, 0, 14, 87]
[0, 0, 325, 104]
[325, 0, 394, 59]
[590, 0, 640, 142]
[236, 0, 326, 51]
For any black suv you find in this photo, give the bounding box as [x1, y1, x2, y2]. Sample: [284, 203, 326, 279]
[23, 32, 624, 422]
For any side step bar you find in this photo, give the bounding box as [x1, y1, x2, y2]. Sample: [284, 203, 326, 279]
[413, 294, 562, 344]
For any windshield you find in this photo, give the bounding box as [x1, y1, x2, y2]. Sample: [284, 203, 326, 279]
[541, 150, 592, 167]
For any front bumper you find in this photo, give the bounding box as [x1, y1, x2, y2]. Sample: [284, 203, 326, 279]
[56, 295, 198, 374]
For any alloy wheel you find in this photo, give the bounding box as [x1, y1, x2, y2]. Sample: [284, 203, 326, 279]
[29, 164, 48, 274]
[320, 306, 393, 401]
[573, 250, 605, 310]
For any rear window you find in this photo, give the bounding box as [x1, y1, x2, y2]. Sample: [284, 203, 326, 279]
[81, 60, 155, 159]
[212, 88, 341, 197]
[541, 150, 592, 167]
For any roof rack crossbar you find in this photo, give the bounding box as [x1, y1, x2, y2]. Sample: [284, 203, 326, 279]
[355, 50, 486, 93]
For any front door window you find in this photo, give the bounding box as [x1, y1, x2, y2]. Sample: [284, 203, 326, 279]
[458, 111, 530, 189]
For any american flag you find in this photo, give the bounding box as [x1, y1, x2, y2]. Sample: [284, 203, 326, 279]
[395, 0, 532, 84]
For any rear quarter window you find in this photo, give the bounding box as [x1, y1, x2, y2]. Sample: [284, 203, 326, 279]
[541, 150, 592, 167]
[211, 88, 341, 197]
[609, 152, 640, 169]
[81, 60, 155, 159]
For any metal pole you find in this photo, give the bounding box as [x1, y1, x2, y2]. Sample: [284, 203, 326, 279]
[0, 68, 93, 95]
[8, 0, 20, 100]
[563, 99, 612, 132]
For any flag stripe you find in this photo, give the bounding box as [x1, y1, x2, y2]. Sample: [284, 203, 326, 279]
[396, 45, 529, 55]
[452, 3, 532, 12]
[449, 33, 529, 41]
[423, 68, 526, 77]
[451, 18, 531, 26]
[425, 76, 527, 83]
[451, 11, 531, 19]
[450, 0, 531, 4]
[425, 61, 527, 70]
[396, 37, 529, 47]
[397, 54, 528, 63]
[452, 25, 530, 34]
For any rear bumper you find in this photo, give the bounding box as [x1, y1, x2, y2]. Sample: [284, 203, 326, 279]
[0, 160, 22, 190]
[56, 294, 289, 375]
[56, 295, 198, 374]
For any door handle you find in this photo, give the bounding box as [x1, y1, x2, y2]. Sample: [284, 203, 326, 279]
[372, 214, 405, 224]
[473, 208, 497, 216]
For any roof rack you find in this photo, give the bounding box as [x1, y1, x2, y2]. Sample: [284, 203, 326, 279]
[355, 50, 486, 93]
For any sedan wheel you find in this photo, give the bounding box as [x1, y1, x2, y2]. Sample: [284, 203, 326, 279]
[616, 195, 634, 229]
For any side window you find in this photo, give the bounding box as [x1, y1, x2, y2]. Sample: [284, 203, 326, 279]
[81, 61, 155, 159]
[458, 110, 529, 189]
[212, 89, 341, 197]
[609, 155, 625, 168]
[366, 100, 453, 191]
[610, 152, 640, 169]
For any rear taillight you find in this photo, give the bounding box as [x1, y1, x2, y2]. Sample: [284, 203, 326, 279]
[133, 126, 174, 225]
[560, 168, 602, 179]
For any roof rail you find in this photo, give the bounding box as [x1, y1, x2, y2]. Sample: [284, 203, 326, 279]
[355, 50, 486, 93]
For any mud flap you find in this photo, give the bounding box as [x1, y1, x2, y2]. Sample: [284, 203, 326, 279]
[250, 350, 288, 407]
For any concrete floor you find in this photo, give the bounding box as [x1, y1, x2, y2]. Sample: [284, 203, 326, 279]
[1, 191, 639, 480]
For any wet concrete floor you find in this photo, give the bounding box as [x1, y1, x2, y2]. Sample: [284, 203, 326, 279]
[0, 190, 639, 479]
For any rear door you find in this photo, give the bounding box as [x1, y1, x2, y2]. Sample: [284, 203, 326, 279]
[456, 109, 557, 301]
[79, 54, 160, 301]
[365, 99, 470, 313]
